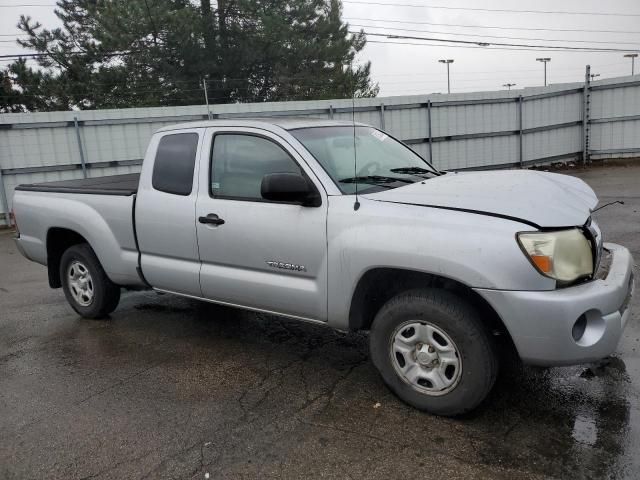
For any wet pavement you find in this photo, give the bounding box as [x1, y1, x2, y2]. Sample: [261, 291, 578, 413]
[1, 164, 639, 479]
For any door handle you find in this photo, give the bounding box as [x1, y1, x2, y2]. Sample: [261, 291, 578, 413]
[199, 214, 225, 226]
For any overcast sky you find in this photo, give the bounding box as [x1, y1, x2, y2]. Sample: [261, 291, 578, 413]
[1, 0, 638, 97]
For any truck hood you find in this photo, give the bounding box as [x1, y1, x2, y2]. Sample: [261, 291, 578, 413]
[363, 170, 598, 228]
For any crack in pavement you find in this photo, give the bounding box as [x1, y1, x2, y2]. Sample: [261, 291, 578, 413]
[78, 449, 157, 480]
[12, 358, 169, 435]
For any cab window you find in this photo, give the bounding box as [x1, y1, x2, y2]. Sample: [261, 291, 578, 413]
[152, 133, 199, 196]
[211, 134, 302, 201]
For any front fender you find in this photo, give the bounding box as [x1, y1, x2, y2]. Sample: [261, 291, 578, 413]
[326, 196, 554, 329]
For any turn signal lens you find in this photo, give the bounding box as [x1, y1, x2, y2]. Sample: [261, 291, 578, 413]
[517, 229, 593, 283]
[530, 254, 552, 273]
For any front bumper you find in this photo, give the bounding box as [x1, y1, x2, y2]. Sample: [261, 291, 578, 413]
[475, 243, 634, 366]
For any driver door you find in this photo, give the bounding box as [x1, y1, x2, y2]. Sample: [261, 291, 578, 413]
[195, 127, 329, 321]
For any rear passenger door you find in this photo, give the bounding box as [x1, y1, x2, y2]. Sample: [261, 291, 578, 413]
[195, 127, 328, 321]
[136, 129, 203, 296]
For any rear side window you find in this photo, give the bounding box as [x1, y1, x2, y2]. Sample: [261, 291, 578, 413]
[152, 133, 199, 195]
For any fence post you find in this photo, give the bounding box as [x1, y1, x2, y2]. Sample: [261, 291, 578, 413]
[427, 100, 433, 164]
[379, 102, 385, 130]
[518, 96, 524, 168]
[328, 104, 334, 119]
[0, 169, 9, 227]
[582, 65, 591, 165]
[73, 116, 88, 178]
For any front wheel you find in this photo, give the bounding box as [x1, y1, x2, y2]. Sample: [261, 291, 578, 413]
[369, 289, 498, 416]
[60, 243, 121, 319]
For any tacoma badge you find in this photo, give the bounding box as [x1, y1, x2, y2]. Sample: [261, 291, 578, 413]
[266, 260, 307, 272]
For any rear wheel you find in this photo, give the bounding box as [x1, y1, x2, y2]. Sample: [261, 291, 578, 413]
[369, 289, 498, 416]
[60, 244, 120, 319]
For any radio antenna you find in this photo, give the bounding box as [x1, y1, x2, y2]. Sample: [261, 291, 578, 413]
[350, 61, 360, 211]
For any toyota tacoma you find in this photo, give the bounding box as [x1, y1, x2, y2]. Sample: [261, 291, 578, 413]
[12, 119, 634, 415]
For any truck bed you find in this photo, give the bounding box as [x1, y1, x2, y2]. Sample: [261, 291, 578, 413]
[15, 173, 140, 196]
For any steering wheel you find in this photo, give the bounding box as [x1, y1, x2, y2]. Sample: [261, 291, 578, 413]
[357, 161, 382, 177]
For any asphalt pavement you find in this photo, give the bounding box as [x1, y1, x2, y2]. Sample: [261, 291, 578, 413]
[1, 163, 639, 479]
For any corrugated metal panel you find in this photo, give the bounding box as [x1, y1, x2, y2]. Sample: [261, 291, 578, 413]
[523, 93, 582, 130]
[523, 126, 582, 163]
[0, 127, 80, 169]
[434, 135, 519, 171]
[433, 101, 517, 137]
[590, 119, 640, 151]
[2, 76, 640, 222]
[384, 106, 428, 140]
[590, 81, 640, 119]
[588, 78, 640, 161]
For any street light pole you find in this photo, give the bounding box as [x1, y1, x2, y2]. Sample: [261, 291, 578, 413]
[624, 53, 638, 75]
[536, 58, 551, 86]
[438, 59, 454, 94]
[590, 73, 600, 81]
[503, 83, 516, 90]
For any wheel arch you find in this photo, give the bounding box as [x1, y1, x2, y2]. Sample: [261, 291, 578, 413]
[348, 267, 519, 359]
[46, 227, 90, 288]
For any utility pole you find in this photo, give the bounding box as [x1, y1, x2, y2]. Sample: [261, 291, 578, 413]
[438, 59, 454, 94]
[503, 83, 516, 90]
[624, 53, 638, 75]
[590, 73, 600, 81]
[536, 58, 551, 86]
[202, 76, 212, 120]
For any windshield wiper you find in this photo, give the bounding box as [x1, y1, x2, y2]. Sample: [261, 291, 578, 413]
[389, 166, 437, 177]
[339, 175, 414, 187]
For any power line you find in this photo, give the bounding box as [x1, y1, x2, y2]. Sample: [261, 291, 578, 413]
[0, 4, 53, 7]
[365, 39, 637, 53]
[0, 53, 49, 59]
[5, 38, 632, 59]
[7, 67, 625, 90]
[345, 16, 640, 35]
[343, 1, 640, 17]
[357, 31, 640, 52]
[0, 75, 369, 91]
[8, 78, 324, 89]
[3, 88, 207, 98]
[372, 61, 631, 77]
[1, 88, 356, 103]
[350, 24, 640, 46]
[378, 71, 621, 85]
[0, 50, 137, 60]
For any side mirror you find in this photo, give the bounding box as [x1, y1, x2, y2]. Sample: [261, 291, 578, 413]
[261, 173, 321, 207]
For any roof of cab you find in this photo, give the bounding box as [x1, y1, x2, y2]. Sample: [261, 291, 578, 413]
[156, 117, 365, 133]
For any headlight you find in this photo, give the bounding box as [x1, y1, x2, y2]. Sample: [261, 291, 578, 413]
[517, 229, 593, 283]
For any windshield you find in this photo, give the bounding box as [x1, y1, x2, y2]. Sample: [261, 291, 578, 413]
[291, 126, 439, 194]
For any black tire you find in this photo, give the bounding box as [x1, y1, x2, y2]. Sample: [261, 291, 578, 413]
[369, 288, 498, 416]
[60, 243, 120, 319]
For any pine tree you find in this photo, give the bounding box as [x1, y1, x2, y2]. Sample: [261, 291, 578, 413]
[222, 0, 378, 101]
[0, 0, 378, 112]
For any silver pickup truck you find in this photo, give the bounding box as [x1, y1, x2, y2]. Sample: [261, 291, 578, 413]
[12, 119, 634, 415]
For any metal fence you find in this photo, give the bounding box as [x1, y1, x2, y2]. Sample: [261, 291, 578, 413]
[1, 70, 639, 225]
